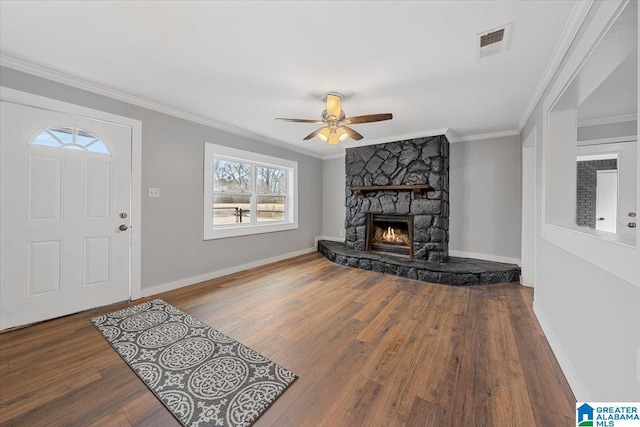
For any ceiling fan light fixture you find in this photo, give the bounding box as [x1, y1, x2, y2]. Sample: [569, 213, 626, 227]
[328, 132, 340, 145]
[318, 127, 330, 142]
[336, 127, 349, 142]
[275, 93, 393, 145]
[326, 94, 341, 118]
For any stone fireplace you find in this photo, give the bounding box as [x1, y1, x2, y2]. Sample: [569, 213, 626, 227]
[318, 134, 519, 285]
[345, 135, 449, 262]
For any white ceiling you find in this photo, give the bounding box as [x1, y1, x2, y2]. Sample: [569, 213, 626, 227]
[0, 1, 580, 158]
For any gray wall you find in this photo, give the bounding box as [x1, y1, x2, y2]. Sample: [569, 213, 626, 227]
[578, 120, 637, 141]
[449, 135, 522, 260]
[1, 67, 323, 290]
[521, 1, 640, 399]
[322, 156, 346, 239]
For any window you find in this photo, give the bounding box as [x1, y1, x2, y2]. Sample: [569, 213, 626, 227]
[32, 126, 110, 154]
[540, 0, 638, 286]
[204, 143, 298, 239]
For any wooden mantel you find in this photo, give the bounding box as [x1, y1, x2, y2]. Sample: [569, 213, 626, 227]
[350, 184, 433, 199]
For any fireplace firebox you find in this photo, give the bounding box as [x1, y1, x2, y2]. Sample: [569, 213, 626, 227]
[366, 214, 414, 258]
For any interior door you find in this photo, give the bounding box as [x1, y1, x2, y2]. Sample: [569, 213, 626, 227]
[1, 101, 132, 330]
[595, 169, 618, 233]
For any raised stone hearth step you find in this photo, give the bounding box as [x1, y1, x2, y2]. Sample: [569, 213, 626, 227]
[317, 240, 520, 286]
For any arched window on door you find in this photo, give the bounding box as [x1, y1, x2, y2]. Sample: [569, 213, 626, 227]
[31, 126, 110, 155]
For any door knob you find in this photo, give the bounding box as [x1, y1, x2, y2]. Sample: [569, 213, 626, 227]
[119, 224, 128, 231]
[597, 217, 605, 221]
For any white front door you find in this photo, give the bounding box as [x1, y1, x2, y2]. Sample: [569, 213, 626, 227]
[1, 101, 132, 330]
[595, 169, 618, 233]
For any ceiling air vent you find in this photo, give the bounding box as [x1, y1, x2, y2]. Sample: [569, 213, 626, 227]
[480, 29, 504, 47]
[477, 23, 512, 60]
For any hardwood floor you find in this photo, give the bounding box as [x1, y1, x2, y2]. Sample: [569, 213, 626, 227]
[0, 252, 575, 426]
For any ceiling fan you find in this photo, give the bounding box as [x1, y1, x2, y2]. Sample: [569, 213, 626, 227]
[275, 93, 393, 144]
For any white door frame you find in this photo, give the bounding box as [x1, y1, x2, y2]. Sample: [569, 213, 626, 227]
[0, 86, 142, 300]
[521, 128, 537, 287]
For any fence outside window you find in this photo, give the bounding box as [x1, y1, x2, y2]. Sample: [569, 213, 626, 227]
[212, 206, 285, 225]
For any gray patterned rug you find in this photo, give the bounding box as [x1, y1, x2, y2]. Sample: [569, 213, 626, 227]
[91, 299, 297, 427]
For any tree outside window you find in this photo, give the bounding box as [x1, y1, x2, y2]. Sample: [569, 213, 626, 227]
[212, 158, 288, 225]
[204, 143, 297, 240]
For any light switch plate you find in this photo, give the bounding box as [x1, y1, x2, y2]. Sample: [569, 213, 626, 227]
[148, 187, 160, 198]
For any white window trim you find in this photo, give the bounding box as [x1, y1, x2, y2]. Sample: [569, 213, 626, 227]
[203, 143, 298, 240]
[540, 0, 638, 287]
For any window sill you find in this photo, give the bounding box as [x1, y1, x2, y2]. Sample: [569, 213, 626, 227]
[204, 221, 298, 240]
[547, 222, 637, 247]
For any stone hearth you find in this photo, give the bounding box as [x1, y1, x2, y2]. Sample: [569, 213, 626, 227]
[318, 240, 520, 286]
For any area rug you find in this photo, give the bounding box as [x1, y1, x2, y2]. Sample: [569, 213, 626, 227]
[91, 299, 297, 427]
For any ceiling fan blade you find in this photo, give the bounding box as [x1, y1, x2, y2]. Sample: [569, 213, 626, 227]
[326, 94, 341, 118]
[343, 113, 393, 124]
[275, 118, 323, 124]
[342, 126, 364, 140]
[303, 127, 327, 140]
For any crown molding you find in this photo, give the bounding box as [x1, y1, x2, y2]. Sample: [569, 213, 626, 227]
[322, 151, 346, 160]
[443, 128, 455, 143]
[0, 55, 324, 160]
[448, 129, 520, 143]
[517, 0, 595, 132]
[577, 113, 637, 127]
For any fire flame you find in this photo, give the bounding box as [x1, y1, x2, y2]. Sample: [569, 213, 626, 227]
[375, 225, 409, 246]
[383, 226, 399, 243]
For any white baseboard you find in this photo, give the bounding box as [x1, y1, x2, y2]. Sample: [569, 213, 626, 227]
[448, 249, 521, 266]
[314, 235, 345, 248]
[533, 301, 588, 402]
[519, 274, 536, 288]
[141, 246, 316, 298]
